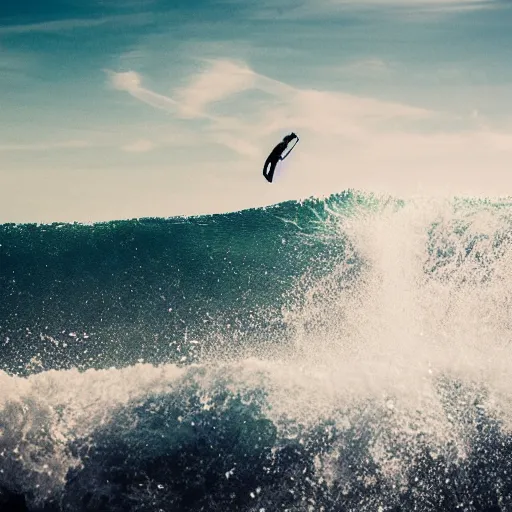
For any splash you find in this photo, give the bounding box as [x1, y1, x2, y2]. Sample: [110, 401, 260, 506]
[2, 191, 512, 511]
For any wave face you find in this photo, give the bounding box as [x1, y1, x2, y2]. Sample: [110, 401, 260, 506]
[2, 190, 512, 511]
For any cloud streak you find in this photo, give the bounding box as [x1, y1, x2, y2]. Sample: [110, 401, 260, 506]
[174, 59, 257, 118]
[108, 70, 182, 115]
[121, 139, 156, 153]
[0, 140, 90, 152]
[241, 0, 496, 21]
[0, 13, 153, 35]
[107, 59, 434, 157]
[330, 0, 492, 6]
[104, 56, 512, 205]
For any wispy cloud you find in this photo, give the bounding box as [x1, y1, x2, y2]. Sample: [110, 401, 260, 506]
[173, 59, 257, 118]
[330, 0, 492, 5]
[0, 140, 90, 152]
[209, 132, 261, 157]
[0, 13, 153, 35]
[242, 0, 496, 20]
[343, 0, 498, 17]
[103, 55, 512, 205]
[121, 139, 156, 153]
[338, 58, 392, 76]
[107, 59, 433, 157]
[107, 69, 182, 115]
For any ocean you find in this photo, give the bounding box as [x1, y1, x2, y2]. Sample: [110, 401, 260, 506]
[2, 189, 512, 511]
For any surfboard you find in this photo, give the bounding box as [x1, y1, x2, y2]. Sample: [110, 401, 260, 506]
[280, 137, 299, 160]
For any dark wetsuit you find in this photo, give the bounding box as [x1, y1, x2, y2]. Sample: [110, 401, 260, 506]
[263, 133, 298, 183]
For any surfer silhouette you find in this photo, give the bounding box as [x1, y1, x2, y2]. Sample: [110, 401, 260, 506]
[263, 132, 299, 183]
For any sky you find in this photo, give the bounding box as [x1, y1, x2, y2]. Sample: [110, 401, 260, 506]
[1, 0, 512, 223]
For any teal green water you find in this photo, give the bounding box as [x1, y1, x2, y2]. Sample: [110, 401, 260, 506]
[0, 190, 385, 374]
[2, 189, 512, 512]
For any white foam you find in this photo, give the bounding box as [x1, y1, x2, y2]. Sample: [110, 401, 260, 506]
[3, 196, 512, 500]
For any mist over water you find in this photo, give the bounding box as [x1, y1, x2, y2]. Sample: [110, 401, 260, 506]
[2, 191, 512, 511]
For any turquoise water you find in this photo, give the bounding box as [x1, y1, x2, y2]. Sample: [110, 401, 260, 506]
[1, 189, 512, 511]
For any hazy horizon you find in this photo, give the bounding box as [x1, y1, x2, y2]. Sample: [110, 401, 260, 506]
[1, 0, 512, 223]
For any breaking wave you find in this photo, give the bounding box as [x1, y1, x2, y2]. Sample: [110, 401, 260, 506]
[2, 190, 512, 511]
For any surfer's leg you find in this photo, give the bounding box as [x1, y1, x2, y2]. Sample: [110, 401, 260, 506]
[264, 159, 278, 183]
[263, 157, 273, 182]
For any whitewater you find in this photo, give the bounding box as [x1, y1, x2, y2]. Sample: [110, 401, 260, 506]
[2, 190, 512, 511]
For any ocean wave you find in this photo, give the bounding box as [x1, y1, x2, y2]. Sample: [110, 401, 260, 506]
[3, 189, 512, 510]
[1, 360, 512, 511]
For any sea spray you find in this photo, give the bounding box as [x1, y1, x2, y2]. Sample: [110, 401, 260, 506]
[2, 191, 512, 510]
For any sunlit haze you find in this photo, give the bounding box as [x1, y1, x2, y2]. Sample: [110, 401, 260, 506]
[1, 0, 512, 222]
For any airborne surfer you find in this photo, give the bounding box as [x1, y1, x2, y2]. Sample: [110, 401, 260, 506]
[262, 132, 299, 183]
